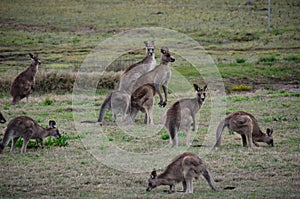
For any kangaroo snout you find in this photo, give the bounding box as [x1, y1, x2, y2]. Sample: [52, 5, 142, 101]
[55, 131, 62, 139]
[170, 56, 175, 62]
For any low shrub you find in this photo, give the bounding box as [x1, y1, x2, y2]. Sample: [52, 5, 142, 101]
[231, 84, 252, 92]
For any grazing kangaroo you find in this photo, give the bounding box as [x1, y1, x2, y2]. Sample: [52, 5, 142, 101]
[0, 116, 61, 154]
[97, 90, 130, 123]
[146, 152, 217, 193]
[165, 84, 208, 147]
[127, 84, 156, 125]
[10, 53, 41, 105]
[215, 111, 274, 148]
[0, 112, 6, 124]
[118, 41, 156, 94]
[132, 47, 175, 107]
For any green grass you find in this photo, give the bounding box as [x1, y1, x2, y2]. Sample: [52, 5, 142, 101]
[0, 89, 299, 198]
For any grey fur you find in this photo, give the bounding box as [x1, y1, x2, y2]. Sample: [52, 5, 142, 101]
[165, 84, 207, 147]
[215, 111, 274, 148]
[0, 116, 61, 154]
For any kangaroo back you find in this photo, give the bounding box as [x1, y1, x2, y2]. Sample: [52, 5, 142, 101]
[165, 102, 180, 139]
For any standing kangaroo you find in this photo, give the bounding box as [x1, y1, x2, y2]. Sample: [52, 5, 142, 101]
[165, 84, 208, 147]
[97, 41, 155, 124]
[118, 41, 156, 94]
[97, 91, 130, 123]
[215, 111, 274, 148]
[127, 84, 156, 125]
[10, 53, 41, 105]
[0, 112, 6, 124]
[132, 47, 175, 107]
[146, 152, 217, 193]
[0, 116, 61, 154]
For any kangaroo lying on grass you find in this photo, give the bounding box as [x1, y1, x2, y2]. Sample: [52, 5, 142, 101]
[165, 84, 208, 147]
[0, 112, 6, 124]
[0, 116, 61, 154]
[10, 53, 41, 105]
[97, 91, 130, 124]
[132, 47, 175, 107]
[146, 152, 217, 193]
[127, 84, 156, 125]
[215, 111, 274, 148]
[118, 41, 156, 94]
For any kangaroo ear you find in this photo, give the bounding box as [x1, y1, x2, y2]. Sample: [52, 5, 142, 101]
[49, 120, 56, 128]
[193, 84, 200, 92]
[160, 48, 166, 54]
[203, 84, 208, 91]
[266, 128, 273, 136]
[29, 53, 34, 59]
[150, 40, 155, 46]
[151, 169, 157, 179]
[144, 41, 148, 47]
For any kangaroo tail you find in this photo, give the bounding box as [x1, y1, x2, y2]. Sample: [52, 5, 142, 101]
[98, 92, 112, 122]
[214, 118, 228, 147]
[0, 130, 11, 153]
[203, 168, 217, 191]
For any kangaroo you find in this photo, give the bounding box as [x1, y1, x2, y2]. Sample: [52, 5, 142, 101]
[97, 90, 130, 124]
[0, 116, 61, 154]
[10, 53, 41, 105]
[127, 84, 156, 125]
[165, 84, 208, 147]
[0, 112, 6, 124]
[146, 152, 217, 193]
[214, 111, 274, 148]
[132, 47, 175, 107]
[118, 41, 156, 94]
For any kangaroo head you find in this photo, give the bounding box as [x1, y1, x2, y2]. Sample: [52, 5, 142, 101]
[253, 128, 274, 146]
[265, 128, 274, 146]
[144, 41, 155, 56]
[48, 120, 61, 138]
[29, 53, 41, 66]
[160, 47, 175, 64]
[194, 84, 208, 102]
[146, 169, 158, 191]
[0, 112, 6, 124]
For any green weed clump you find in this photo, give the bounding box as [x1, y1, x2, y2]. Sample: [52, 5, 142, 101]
[259, 55, 277, 63]
[236, 58, 246, 64]
[231, 84, 252, 92]
[284, 55, 300, 63]
[41, 98, 54, 106]
[45, 132, 69, 147]
[160, 133, 169, 140]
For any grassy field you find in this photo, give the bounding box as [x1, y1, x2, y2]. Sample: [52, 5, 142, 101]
[0, 0, 299, 198]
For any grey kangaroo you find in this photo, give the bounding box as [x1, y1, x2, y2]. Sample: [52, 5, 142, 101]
[97, 90, 130, 123]
[215, 111, 274, 148]
[0, 116, 61, 154]
[127, 84, 156, 125]
[132, 47, 175, 107]
[97, 41, 155, 124]
[165, 84, 208, 147]
[118, 41, 156, 94]
[0, 112, 6, 124]
[146, 152, 217, 193]
[10, 53, 41, 105]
